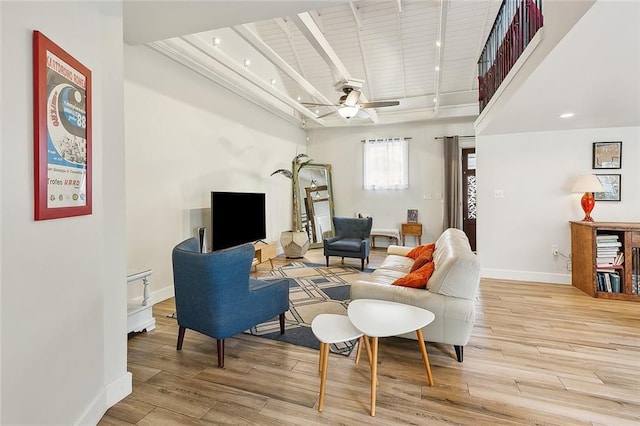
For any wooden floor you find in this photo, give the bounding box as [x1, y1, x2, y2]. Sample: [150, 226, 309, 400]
[100, 248, 640, 425]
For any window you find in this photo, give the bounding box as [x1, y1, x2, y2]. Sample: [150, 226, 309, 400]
[363, 138, 409, 190]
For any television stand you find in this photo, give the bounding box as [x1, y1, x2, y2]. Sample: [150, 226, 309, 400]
[252, 241, 277, 271]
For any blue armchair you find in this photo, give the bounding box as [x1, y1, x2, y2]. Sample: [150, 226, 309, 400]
[323, 216, 373, 270]
[172, 238, 289, 368]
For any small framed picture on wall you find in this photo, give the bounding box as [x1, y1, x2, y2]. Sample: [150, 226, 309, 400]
[592, 141, 622, 169]
[594, 174, 621, 201]
[407, 209, 418, 223]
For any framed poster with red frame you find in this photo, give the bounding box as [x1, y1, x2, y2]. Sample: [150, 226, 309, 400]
[33, 31, 92, 220]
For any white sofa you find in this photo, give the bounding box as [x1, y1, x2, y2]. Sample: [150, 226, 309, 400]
[350, 228, 480, 362]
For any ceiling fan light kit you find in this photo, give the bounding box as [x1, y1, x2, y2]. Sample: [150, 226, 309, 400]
[338, 105, 359, 119]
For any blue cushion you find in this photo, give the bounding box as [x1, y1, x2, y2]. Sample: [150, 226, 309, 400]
[329, 238, 362, 252]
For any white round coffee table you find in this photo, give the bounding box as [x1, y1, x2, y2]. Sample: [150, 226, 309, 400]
[347, 299, 436, 416]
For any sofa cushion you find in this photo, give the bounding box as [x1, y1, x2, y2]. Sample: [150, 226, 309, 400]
[407, 243, 436, 259]
[378, 254, 413, 273]
[369, 268, 407, 285]
[393, 262, 435, 289]
[410, 248, 434, 272]
[328, 238, 363, 252]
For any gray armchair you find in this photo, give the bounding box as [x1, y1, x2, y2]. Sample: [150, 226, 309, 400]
[323, 216, 373, 270]
[172, 238, 289, 368]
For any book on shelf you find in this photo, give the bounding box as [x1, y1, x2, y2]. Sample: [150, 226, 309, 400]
[596, 241, 622, 248]
[610, 273, 621, 293]
[596, 234, 619, 241]
[596, 248, 618, 257]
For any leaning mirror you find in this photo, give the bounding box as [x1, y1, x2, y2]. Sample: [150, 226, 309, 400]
[296, 163, 335, 248]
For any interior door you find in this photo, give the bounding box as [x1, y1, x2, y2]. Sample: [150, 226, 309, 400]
[462, 148, 477, 251]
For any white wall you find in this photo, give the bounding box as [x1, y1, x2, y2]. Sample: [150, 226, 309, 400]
[305, 119, 475, 245]
[477, 127, 640, 284]
[124, 45, 306, 301]
[1, 2, 128, 424]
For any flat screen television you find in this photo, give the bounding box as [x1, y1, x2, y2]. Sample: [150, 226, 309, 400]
[210, 191, 266, 251]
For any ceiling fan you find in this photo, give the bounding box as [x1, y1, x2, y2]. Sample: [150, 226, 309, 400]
[302, 84, 400, 119]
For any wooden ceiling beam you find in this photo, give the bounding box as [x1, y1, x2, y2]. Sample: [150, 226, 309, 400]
[292, 12, 379, 123]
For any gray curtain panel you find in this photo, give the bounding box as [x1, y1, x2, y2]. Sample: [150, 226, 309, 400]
[443, 136, 461, 229]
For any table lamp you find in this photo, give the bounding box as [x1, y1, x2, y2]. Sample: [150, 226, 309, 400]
[571, 174, 605, 222]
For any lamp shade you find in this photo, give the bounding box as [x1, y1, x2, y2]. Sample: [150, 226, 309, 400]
[571, 174, 604, 193]
[337, 105, 359, 118]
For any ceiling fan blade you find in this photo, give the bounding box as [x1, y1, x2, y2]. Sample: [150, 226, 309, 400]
[316, 111, 337, 119]
[344, 90, 360, 106]
[359, 100, 400, 108]
[301, 102, 337, 107]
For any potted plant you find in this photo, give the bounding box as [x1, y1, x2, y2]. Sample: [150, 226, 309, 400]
[271, 154, 311, 258]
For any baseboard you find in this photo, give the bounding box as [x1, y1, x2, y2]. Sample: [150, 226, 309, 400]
[481, 268, 571, 285]
[151, 285, 175, 303]
[128, 285, 175, 306]
[75, 372, 132, 425]
[106, 372, 133, 407]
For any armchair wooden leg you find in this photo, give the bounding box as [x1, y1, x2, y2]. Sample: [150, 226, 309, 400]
[325, 256, 329, 267]
[361, 258, 365, 270]
[279, 312, 286, 335]
[217, 339, 225, 368]
[177, 326, 186, 350]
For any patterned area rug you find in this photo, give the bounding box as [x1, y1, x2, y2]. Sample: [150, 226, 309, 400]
[247, 262, 372, 356]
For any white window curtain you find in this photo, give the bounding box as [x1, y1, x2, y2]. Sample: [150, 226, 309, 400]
[363, 138, 409, 190]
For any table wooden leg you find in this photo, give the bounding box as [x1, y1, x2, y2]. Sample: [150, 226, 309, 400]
[355, 336, 363, 364]
[370, 336, 378, 416]
[318, 342, 330, 412]
[361, 336, 378, 387]
[319, 342, 325, 373]
[416, 329, 434, 386]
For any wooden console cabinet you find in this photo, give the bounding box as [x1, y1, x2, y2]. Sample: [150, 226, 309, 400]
[570, 221, 640, 301]
[252, 241, 276, 270]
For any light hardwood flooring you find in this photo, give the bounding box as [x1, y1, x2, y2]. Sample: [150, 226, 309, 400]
[100, 248, 640, 425]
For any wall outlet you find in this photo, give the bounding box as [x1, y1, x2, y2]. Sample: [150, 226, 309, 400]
[552, 245, 559, 256]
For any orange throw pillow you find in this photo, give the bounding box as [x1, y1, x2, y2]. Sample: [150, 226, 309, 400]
[393, 262, 435, 289]
[410, 248, 434, 272]
[407, 243, 435, 260]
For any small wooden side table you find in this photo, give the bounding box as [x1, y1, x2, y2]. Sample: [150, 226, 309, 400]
[401, 223, 422, 246]
[252, 241, 277, 270]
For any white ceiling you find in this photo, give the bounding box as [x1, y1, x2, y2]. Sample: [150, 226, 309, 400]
[123, 1, 640, 133]
[124, 0, 502, 127]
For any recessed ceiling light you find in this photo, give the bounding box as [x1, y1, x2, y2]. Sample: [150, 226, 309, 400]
[297, 96, 301, 102]
[435, 66, 440, 71]
[270, 78, 276, 86]
[315, 109, 319, 115]
[433, 98, 437, 104]
[436, 40, 441, 47]
[560, 113, 575, 118]
[242, 59, 251, 68]
[212, 37, 221, 47]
